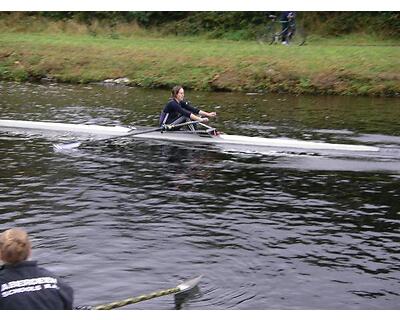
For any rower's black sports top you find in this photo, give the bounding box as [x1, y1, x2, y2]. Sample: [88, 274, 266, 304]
[159, 99, 200, 126]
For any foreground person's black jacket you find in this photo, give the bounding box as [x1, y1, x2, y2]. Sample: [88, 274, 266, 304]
[0, 261, 73, 310]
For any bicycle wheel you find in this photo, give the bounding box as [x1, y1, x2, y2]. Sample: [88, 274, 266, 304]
[256, 23, 278, 45]
[287, 25, 307, 46]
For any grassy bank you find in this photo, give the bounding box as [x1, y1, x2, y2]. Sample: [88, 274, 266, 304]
[0, 31, 399, 96]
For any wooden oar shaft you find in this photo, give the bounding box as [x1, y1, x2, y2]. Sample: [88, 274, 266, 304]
[94, 287, 180, 310]
[75, 275, 202, 310]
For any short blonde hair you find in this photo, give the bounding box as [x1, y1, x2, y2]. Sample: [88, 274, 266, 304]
[0, 228, 31, 264]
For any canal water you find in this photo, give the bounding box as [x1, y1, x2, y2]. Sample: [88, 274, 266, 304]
[0, 82, 399, 309]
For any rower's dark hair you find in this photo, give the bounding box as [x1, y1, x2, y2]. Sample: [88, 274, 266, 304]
[171, 85, 183, 98]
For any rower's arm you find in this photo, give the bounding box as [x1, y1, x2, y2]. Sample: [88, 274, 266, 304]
[199, 110, 217, 118]
[181, 100, 216, 122]
[190, 113, 207, 122]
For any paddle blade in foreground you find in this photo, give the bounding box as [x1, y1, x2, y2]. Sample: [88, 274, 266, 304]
[177, 275, 203, 294]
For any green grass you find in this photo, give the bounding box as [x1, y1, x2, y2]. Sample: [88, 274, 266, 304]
[0, 31, 399, 96]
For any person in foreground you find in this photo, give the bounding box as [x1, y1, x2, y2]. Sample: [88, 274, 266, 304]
[159, 85, 217, 130]
[0, 228, 74, 310]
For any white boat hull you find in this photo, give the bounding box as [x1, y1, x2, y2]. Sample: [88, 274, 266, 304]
[0, 119, 379, 152]
[134, 131, 378, 152]
[0, 119, 131, 136]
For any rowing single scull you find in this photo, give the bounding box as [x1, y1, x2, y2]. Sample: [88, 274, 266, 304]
[0, 119, 379, 152]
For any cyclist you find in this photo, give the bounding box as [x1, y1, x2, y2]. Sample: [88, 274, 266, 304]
[280, 11, 296, 45]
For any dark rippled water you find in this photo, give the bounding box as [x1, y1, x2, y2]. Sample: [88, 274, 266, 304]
[0, 82, 399, 309]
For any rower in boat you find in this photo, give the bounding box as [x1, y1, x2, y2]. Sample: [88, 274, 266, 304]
[159, 85, 217, 131]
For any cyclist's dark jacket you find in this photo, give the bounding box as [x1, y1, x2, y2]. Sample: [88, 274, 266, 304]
[159, 99, 200, 126]
[0, 261, 74, 310]
[280, 11, 296, 21]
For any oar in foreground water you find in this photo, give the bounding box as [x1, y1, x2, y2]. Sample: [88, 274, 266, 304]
[53, 120, 200, 151]
[76, 275, 203, 310]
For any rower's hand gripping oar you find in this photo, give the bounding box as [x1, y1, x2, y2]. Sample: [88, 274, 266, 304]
[76, 275, 202, 310]
[53, 120, 200, 151]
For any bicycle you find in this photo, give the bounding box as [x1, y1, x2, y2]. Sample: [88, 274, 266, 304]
[257, 14, 306, 46]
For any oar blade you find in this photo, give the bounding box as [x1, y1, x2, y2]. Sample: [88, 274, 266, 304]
[53, 141, 82, 151]
[177, 275, 203, 293]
